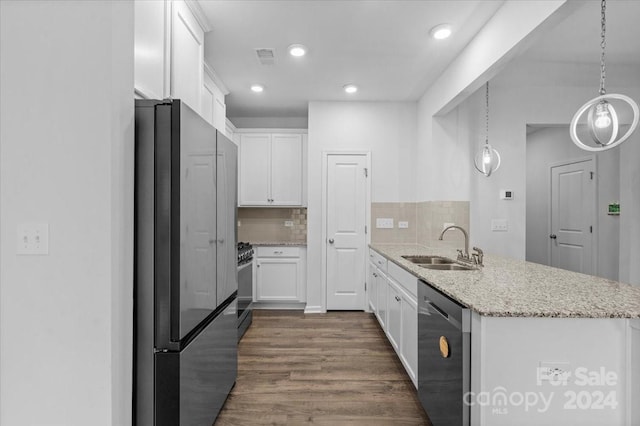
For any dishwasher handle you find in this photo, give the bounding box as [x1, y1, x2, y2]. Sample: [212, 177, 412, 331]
[424, 296, 464, 331]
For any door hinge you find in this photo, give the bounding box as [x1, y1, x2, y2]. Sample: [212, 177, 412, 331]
[590, 171, 594, 180]
[364, 282, 367, 291]
[590, 225, 593, 233]
[364, 168, 368, 177]
[365, 225, 367, 234]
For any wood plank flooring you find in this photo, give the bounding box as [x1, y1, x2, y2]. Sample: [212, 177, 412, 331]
[215, 310, 431, 425]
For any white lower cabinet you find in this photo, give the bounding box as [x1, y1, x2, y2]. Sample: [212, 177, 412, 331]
[255, 246, 306, 303]
[367, 261, 378, 312]
[369, 248, 419, 388]
[399, 289, 418, 386]
[386, 280, 402, 352]
[375, 270, 388, 329]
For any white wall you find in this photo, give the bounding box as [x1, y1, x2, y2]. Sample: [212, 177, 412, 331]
[0, 2, 134, 425]
[457, 62, 640, 283]
[306, 101, 417, 311]
[526, 126, 621, 281]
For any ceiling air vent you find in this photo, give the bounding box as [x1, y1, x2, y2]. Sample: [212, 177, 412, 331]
[255, 48, 275, 65]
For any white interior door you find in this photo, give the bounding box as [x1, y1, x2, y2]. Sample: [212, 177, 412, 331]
[550, 159, 594, 274]
[326, 154, 367, 310]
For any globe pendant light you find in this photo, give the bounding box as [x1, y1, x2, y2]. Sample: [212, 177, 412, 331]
[474, 82, 501, 177]
[570, 0, 639, 152]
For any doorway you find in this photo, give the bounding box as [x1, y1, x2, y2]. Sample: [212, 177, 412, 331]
[323, 152, 370, 310]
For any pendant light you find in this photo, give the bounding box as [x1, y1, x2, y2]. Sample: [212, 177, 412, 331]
[474, 82, 501, 177]
[570, 0, 639, 152]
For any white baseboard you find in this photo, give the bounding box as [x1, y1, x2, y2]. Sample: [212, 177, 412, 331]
[253, 302, 306, 310]
[303, 305, 325, 314]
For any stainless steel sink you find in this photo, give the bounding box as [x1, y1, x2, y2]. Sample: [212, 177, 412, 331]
[401, 255, 455, 265]
[419, 263, 477, 271]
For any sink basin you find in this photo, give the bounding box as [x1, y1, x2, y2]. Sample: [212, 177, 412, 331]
[420, 263, 477, 271]
[402, 255, 455, 265]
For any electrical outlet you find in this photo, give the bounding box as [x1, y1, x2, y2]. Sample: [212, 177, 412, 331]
[443, 222, 455, 231]
[491, 219, 508, 232]
[16, 223, 49, 255]
[376, 218, 394, 229]
[398, 221, 409, 229]
[284, 220, 294, 227]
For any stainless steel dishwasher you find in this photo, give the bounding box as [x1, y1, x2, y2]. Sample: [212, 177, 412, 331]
[418, 280, 471, 426]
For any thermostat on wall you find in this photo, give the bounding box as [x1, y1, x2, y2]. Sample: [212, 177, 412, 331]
[500, 190, 514, 200]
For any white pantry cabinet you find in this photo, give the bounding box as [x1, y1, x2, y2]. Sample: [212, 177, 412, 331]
[238, 131, 307, 206]
[170, 0, 203, 113]
[254, 246, 306, 303]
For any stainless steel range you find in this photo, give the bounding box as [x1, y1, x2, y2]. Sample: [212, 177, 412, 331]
[237, 242, 254, 339]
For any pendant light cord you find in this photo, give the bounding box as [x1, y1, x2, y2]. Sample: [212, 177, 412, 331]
[485, 82, 489, 145]
[599, 0, 607, 95]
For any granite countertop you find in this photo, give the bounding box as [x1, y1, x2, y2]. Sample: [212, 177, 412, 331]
[370, 243, 640, 319]
[250, 241, 307, 247]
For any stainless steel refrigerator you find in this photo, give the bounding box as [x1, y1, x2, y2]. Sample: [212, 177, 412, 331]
[134, 99, 238, 426]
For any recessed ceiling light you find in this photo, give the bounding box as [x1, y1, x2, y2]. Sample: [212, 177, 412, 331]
[288, 44, 307, 57]
[250, 84, 264, 93]
[344, 84, 358, 94]
[430, 24, 452, 40]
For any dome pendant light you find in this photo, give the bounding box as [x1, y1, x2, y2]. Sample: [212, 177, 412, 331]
[570, 0, 639, 152]
[474, 82, 501, 177]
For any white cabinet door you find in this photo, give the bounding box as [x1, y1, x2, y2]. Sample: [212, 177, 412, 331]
[171, 0, 203, 113]
[400, 291, 418, 387]
[239, 134, 271, 205]
[367, 261, 378, 313]
[201, 83, 215, 125]
[387, 280, 402, 352]
[134, 0, 167, 99]
[270, 134, 303, 206]
[376, 272, 388, 329]
[213, 95, 226, 131]
[255, 258, 301, 301]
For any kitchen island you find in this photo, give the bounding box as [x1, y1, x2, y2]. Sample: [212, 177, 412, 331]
[369, 243, 640, 426]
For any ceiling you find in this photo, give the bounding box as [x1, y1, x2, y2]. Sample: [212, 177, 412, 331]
[200, 0, 504, 118]
[200, 0, 640, 120]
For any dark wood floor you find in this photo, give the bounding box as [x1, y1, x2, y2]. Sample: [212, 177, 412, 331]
[215, 310, 431, 425]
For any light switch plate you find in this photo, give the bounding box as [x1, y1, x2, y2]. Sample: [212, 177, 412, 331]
[17, 223, 49, 255]
[376, 218, 394, 229]
[398, 221, 409, 229]
[491, 219, 508, 232]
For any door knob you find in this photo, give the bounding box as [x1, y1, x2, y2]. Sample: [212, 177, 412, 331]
[328, 238, 334, 244]
[549, 234, 557, 239]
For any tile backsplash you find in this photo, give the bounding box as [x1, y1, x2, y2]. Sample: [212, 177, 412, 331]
[371, 201, 470, 248]
[238, 208, 307, 243]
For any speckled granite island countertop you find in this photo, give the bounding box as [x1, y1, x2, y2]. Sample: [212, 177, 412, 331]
[370, 243, 640, 318]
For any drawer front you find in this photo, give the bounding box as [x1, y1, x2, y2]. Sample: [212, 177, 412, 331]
[256, 246, 300, 258]
[387, 261, 417, 298]
[369, 249, 387, 271]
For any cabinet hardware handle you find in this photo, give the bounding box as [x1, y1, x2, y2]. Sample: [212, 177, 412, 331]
[549, 234, 557, 239]
[328, 238, 334, 244]
[395, 296, 401, 302]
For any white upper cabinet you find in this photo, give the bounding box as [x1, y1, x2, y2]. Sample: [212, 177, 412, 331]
[239, 134, 271, 205]
[134, 1, 229, 128]
[238, 131, 307, 207]
[170, 0, 204, 113]
[134, 0, 168, 99]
